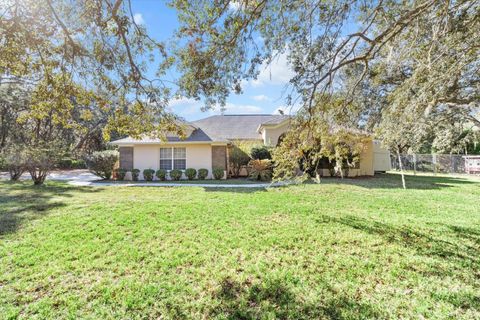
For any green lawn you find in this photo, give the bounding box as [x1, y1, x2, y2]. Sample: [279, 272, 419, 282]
[97, 178, 263, 185]
[1, 174, 479, 319]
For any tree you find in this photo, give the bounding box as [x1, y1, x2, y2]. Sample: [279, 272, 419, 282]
[376, 110, 429, 189]
[0, 84, 29, 151]
[2, 146, 27, 181]
[229, 141, 252, 177]
[272, 96, 368, 182]
[25, 144, 64, 185]
[1, 0, 179, 141]
[173, 0, 479, 183]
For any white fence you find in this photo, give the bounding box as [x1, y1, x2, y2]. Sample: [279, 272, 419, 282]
[390, 154, 471, 175]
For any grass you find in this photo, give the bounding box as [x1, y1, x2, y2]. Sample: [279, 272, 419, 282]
[98, 178, 263, 185]
[0, 173, 479, 319]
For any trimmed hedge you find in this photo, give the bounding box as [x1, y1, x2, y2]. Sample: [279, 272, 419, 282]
[170, 169, 182, 181]
[212, 167, 224, 180]
[197, 168, 208, 180]
[143, 169, 155, 181]
[156, 169, 167, 181]
[185, 168, 197, 180]
[131, 169, 140, 181]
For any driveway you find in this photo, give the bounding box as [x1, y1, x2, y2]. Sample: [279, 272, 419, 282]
[0, 169, 97, 183]
[0, 169, 281, 188]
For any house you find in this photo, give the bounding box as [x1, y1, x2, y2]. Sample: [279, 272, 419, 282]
[110, 114, 385, 179]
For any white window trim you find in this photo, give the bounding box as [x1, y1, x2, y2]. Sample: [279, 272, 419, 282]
[159, 147, 187, 171]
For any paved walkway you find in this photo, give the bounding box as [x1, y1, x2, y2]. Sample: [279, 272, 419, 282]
[1, 169, 283, 188]
[69, 180, 284, 188]
[0, 169, 97, 182]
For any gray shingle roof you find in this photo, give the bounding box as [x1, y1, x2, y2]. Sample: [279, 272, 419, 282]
[110, 114, 290, 144]
[191, 115, 290, 141]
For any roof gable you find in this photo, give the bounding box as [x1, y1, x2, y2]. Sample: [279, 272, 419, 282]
[110, 114, 291, 145]
[192, 115, 290, 141]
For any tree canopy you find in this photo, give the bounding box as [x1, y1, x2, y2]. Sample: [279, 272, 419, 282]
[1, 0, 180, 142]
[173, 0, 479, 152]
[1, 0, 479, 184]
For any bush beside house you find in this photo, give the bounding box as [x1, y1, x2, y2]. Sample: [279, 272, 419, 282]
[143, 169, 155, 181]
[213, 167, 224, 180]
[185, 168, 196, 180]
[251, 146, 272, 160]
[249, 159, 273, 181]
[131, 169, 140, 181]
[197, 168, 208, 180]
[86, 150, 119, 180]
[156, 169, 167, 181]
[170, 169, 182, 181]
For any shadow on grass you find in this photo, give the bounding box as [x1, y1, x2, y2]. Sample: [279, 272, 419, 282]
[0, 181, 101, 237]
[318, 215, 479, 267]
[318, 173, 478, 190]
[211, 276, 385, 319]
[206, 174, 479, 192]
[203, 186, 269, 194]
[447, 225, 480, 246]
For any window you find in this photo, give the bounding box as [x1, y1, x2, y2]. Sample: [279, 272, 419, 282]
[173, 147, 186, 170]
[159, 147, 186, 170]
[160, 148, 173, 170]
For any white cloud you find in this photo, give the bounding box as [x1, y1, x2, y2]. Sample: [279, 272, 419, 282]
[168, 97, 263, 119]
[252, 94, 271, 102]
[250, 52, 294, 87]
[222, 102, 263, 114]
[133, 13, 145, 25]
[168, 97, 204, 116]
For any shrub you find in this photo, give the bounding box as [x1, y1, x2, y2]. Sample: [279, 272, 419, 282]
[72, 159, 86, 169]
[197, 168, 208, 180]
[156, 169, 167, 181]
[25, 146, 63, 185]
[2, 147, 27, 181]
[185, 168, 197, 180]
[115, 168, 127, 180]
[143, 169, 155, 181]
[229, 145, 250, 177]
[213, 167, 224, 180]
[59, 158, 86, 169]
[86, 150, 119, 180]
[170, 169, 182, 181]
[57, 158, 73, 169]
[131, 169, 140, 181]
[249, 159, 272, 181]
[251, 146, 272, 160]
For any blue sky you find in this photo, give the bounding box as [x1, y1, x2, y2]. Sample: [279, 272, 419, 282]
[130, 1, 294, 121]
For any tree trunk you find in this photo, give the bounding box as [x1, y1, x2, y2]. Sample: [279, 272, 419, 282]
[413, 153, 417, 176]
[397, 150, 406, 189]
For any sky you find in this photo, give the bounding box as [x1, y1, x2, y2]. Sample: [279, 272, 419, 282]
[130, 0, 295, 121]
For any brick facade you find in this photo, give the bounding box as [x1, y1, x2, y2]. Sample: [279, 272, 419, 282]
[211, 146, 227, 170]
[119, 147, 134, 170]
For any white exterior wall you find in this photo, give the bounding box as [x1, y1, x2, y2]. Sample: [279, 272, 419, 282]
[373, 140, 392, 172]
[262, 122, 290, 146]
[132, 144, 213, 179]
[319, 139, 375, 177]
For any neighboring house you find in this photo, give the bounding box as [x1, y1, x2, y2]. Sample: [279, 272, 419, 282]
[110, 114, 387, 179]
